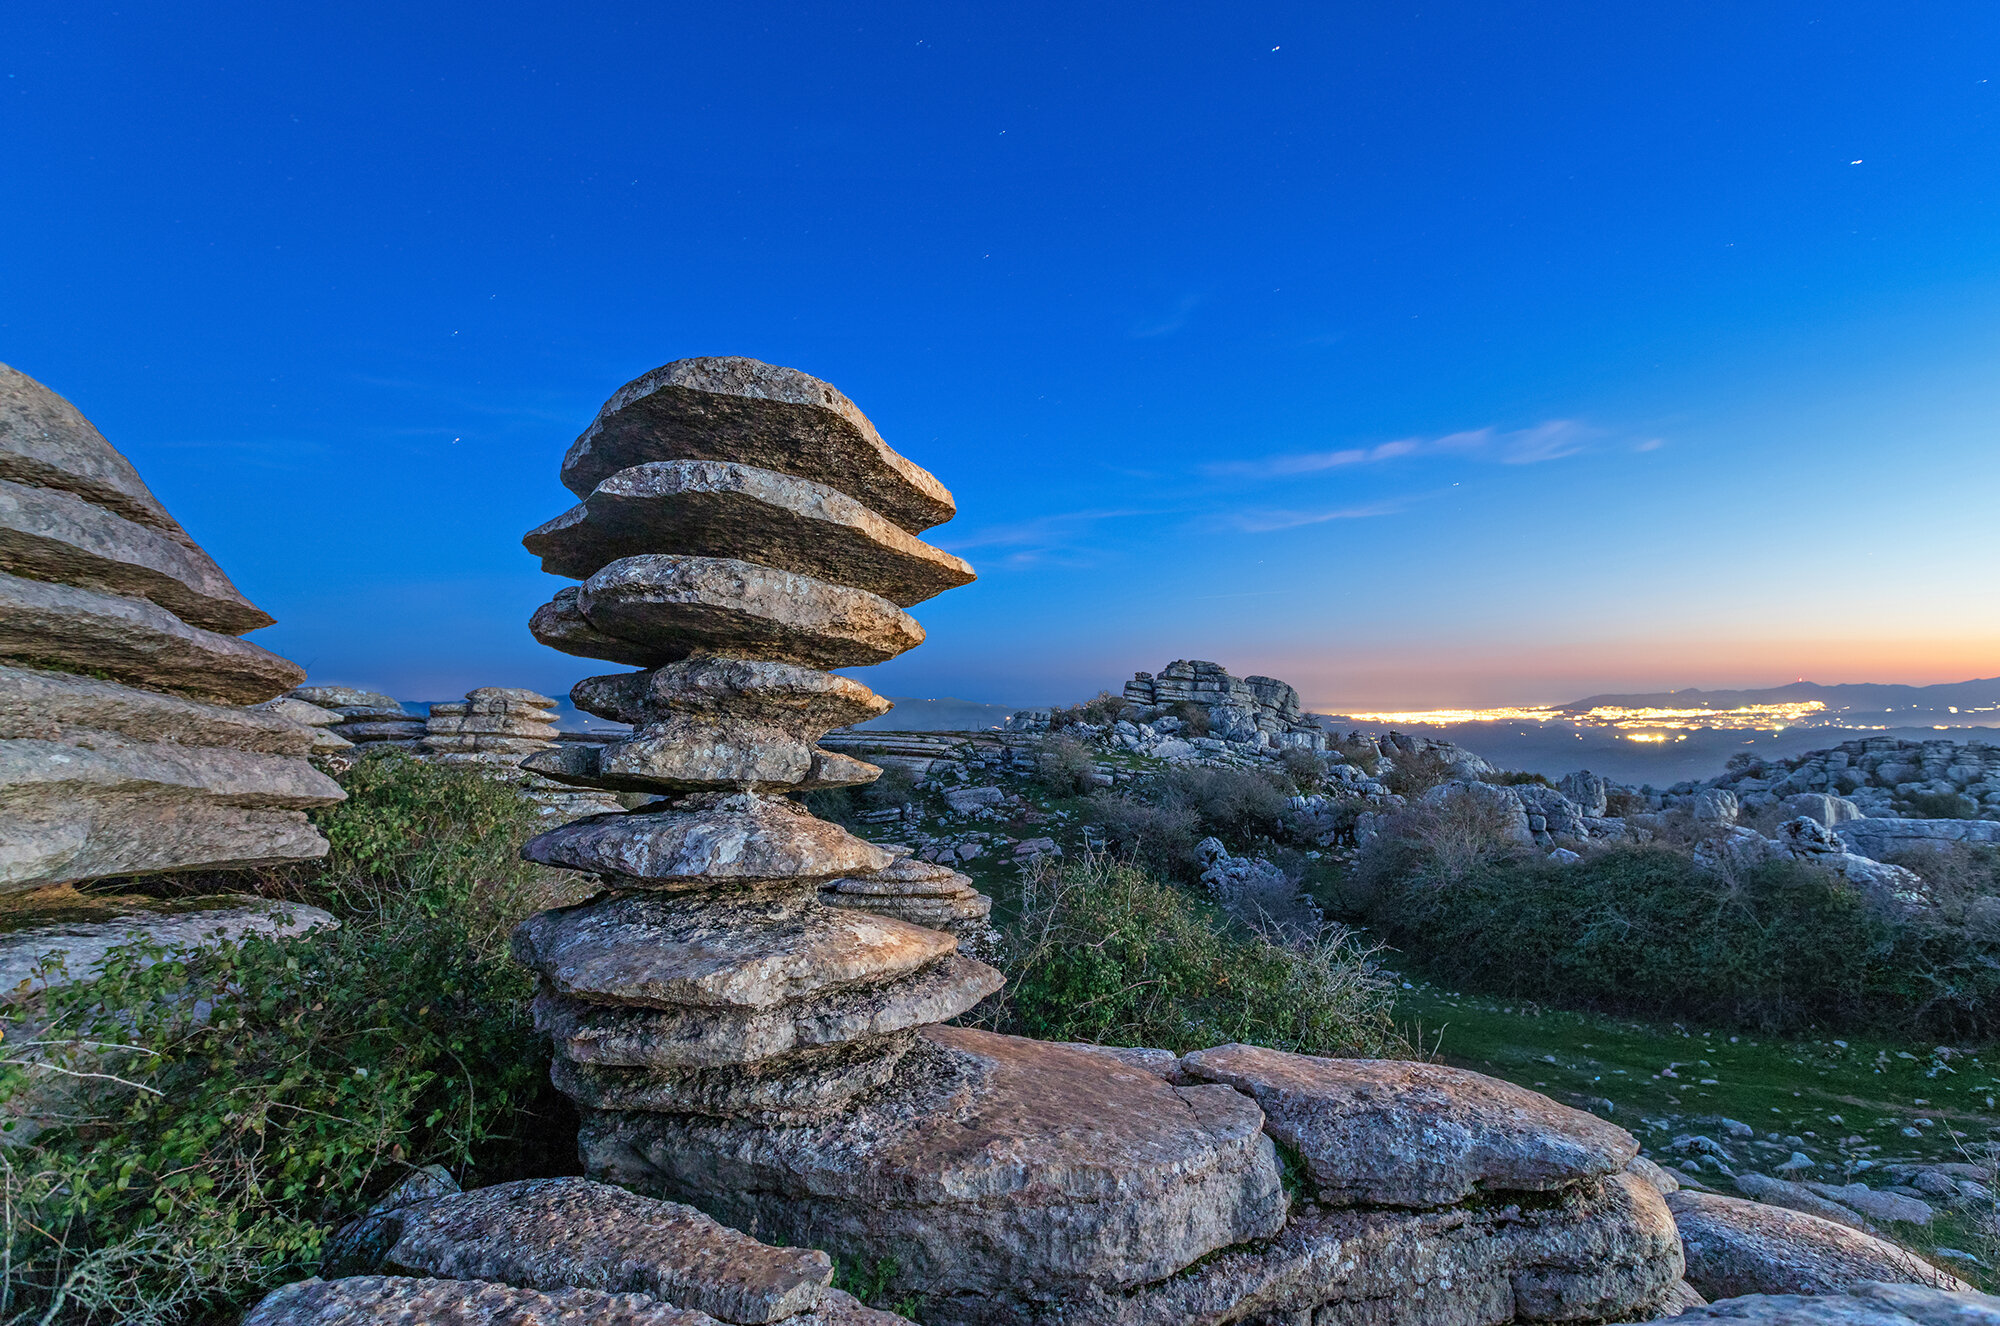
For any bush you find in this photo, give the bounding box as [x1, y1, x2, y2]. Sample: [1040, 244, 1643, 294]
[989, 852, 1408, 1058]
[1278, 747, 1327, 794]
[1345, 844, 2000, 1039]
[1350, 790, 1529, 891]
[1163, 701, 1210, 737]
[1898, 790, 1982, 820]
[0, 753, 577, 1326]
[1087, 766, 1299, 880]
[1048, 691, 1129, 731]
[1382, 745, 1460, 798]
[800, 762, 918, 823]
[1036, 732, 1101, 798]
[1480, 770, 1553, 788]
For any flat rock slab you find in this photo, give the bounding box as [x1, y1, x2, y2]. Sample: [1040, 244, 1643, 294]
[544, 556, 923, 671]
[1667, 1191, 1970, 1300]
[244, 1275, 721, 1326]
[560, 357, 955, 534]
[1179, 1044, 1637, 1208]
[520, 794, 891, 889]
[512, 891, 958, 1010]
[380, 1177, 831, 1325]
[290, 686, 402, 710]
[555, 1031, 916, 1119]
[1672, 1284, 2000, 1326]
[1735, 1173, 1876, 1233]
[530, 587, 660, 667]
[0, 364, 189, 543]
[0, 571, 303, 705]
[525, 738, 880, 796]
[535, 952, 1003, 1068]
[572, 660, 889, 733]
[2, 664, 317, 755]
[0, 892, 334, 999]
[933, 1171, 1683, 1326]
[1805, 1184, 1938, 1227]
[0, 476, 271, 634]
[581, 1026, 1287, 1303]
[527, 461, 973, 607]
[2, 737, 343, 890]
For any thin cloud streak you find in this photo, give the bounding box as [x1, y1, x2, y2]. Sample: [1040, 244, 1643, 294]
[1207, 420, 1604, 479]
[1225, 500, 1408, 533]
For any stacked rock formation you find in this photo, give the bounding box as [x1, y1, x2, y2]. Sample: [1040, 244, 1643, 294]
[0, 363, 344, 888]
[511, 359, 1684, 1326]
[424, 685, 624, 820]
[287, 684, 427, 751]
[1122, 659, 1328, 750]
[819, 846, 997, 957]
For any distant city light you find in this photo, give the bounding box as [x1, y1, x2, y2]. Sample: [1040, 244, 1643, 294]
[1338, 700, 1830, 731]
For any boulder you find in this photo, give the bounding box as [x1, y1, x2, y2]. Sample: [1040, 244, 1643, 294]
[377, 1178, 832, 1324]
[526, 460, 972, 606]
[582, 1026, 1287, 1310]
[1692, 790, 1740, 825]
[1802, 1184, 1936, 1227]
[1667, 1282, 2000, 1326]
[560, 357, 955, 533]
[1734, 1172, 1875, 1232]
[1666, 1191, 1969, 1299]
[1178, 1043, 1637, 1207]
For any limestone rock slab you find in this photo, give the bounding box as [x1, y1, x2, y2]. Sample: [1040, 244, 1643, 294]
[512, 892, 958, 1010]
[580, 1027, 1287, 1302]
[290, 686, 402, 711]
[378, 1178, 832, 1325]
[1671, 1284, 2000, 1326]
[0, 475, 272, 633]
[560, 357, 954, 533]
[0, 363, 189, 543]
[243, 1275, 720, 1326]
[524, 739, 879, 796]
[1180, 1043, 1637, 1207]
[555, 1031, 916, 1119]
[1, 664, 316, 755]
[519, 794, 891, 889]
[529, 587, 659, 667]
[526, 461, 974, 606]
[0, 571, 303, 705]
[1667, 1191, 1970, 1300]
[573, 661, 889, 734]
[0, 893, 335, 999]
[548, 557, 923, 670]
[1, 736, 345, 890]
[535, 953, 1003, 1068]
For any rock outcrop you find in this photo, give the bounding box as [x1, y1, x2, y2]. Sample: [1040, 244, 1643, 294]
[1667, 1191, 1970, 1299]
[0, 364, 344, 890]
[1120, 660, 1328, 750]
[287, 685, 428, 752]
[424, 685, 624, 820]
[494, 357, 1682, 1326]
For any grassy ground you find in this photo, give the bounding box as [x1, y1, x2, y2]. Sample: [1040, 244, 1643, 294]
[1393, 975, 1998, 1285]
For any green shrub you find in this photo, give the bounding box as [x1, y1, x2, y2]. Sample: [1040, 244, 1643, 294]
[1163, 701, 1211, 737]
[1382, 744, 1459, 798]
[1345, 844, 2000, 1039]
[1036, 732, 1101, 798]
[1480, 770, 1553, 788]
[1897, 790, 1981, 820]
[989, 852, 1407, 1058]
[0, 753, 576, 1326]
[1278, 747, 1327, 794]
[1048, 691, 1129, 731]
[1086, 766, 1298, 880]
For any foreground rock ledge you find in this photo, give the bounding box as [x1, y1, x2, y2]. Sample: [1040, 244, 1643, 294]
[580, 1026, 1289, 1308]
[243, 1275, 910, 1326]
[1668, 1191, 1971, 1300]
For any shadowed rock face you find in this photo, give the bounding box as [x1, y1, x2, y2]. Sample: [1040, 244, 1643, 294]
[1671, 1283, 2000, 1326]
[559, 357, 955, 533]
[0, 366, 338, 892]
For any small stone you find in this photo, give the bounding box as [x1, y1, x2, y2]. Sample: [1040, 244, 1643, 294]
[0, 476, 273, 634]
[525, 460, 974, 606]
[379, 1177, 832, 1325]
[1179, 1042, 1638, 1207]
[0, 570, 304, 705]
[559, 357, 955, 534]
[511, 891, 958, 1010]
[519, 794, 892, 889]
[534, 953, 1003, 1068]
[1667, 1190, 1970, 1299]
[551, 556, 923, 670]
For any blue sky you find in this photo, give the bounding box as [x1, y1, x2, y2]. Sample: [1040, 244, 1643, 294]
[5, 3, 1997, 709]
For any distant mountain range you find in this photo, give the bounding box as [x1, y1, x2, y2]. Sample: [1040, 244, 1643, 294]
[1557, 676, 2000, 722]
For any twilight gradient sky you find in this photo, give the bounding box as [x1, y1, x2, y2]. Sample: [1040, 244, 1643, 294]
[5, 3, 1998, 710]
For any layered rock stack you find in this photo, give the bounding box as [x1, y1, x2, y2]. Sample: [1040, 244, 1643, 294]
[509, 359, 1683, 1326]
[287, 684, 427, 752]
[1123, 659, 1328, 750]
[819, 846, 998, 958]
[421, 686, 561, 762]
[0, 363, 345, 889]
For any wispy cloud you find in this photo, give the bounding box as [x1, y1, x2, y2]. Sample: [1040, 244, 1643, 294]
[1207, 420, 1604, 479]
[1130, 294, 1202, 339]
[1223, 500, 1408, 533]
[938, 507, 1164, 567]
